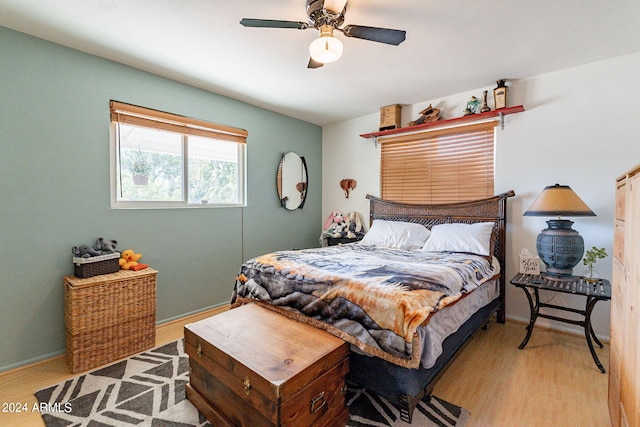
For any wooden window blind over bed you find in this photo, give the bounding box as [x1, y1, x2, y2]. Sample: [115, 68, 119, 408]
[380, 121, 496, 204]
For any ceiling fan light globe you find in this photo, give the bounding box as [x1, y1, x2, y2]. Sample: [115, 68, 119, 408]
[309, 35, 343, 64]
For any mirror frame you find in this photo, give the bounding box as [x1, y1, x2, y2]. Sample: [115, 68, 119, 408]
[277, 152, 308, 210]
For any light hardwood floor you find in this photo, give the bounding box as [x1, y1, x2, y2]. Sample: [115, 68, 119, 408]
[0, 309, 610, 427]
[434, 320, 611, 427]
[0, 306, 226, 427]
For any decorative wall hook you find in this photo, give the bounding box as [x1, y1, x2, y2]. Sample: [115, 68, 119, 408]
[296, 182, 307, 199]
[339, 179, 356, 198]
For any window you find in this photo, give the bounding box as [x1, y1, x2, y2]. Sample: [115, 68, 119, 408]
[110, 101, 247, 208]
[380, 122, 496, 204]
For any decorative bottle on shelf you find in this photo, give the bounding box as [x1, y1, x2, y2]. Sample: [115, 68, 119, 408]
[480, 90, 491, 113]
[493, 79, 508, 110]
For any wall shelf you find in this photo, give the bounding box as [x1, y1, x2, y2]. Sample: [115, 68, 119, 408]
[360, 105, 525, 140]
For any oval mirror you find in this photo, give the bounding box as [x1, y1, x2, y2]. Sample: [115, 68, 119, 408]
[277, 152, 308, 210]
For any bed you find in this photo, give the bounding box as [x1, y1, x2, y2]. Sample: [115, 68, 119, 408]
[231, 191, 515, 422]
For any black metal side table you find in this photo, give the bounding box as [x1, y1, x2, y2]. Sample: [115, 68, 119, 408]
[509, 272, 611, 373]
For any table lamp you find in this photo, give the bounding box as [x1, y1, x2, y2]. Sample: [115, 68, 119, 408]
[523, 184, 596, 281]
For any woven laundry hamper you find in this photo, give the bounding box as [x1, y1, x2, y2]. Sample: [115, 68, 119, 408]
[64, 268, 157, 373]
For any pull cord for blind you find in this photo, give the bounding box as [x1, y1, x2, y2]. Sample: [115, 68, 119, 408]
[117, 120, 123, 198]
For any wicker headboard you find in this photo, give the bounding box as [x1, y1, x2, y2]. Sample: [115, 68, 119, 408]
[367, 190, 515, 323]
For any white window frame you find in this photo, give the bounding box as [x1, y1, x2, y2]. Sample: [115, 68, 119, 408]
[109, 101, 247, 209]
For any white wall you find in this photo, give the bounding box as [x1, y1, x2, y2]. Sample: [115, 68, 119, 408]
[322, 52, 640, 339]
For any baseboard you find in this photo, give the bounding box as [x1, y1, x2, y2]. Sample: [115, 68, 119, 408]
[0, 303, 229, 375]
[0, 350, 66, 375]
[156, 302, 228, 326]
[1, 306, 605, 374]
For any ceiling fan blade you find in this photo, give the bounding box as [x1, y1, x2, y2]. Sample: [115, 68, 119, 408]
[341, 25, 406, 46]
[308, 57, 324, 69]
[240, 18, 309, 30]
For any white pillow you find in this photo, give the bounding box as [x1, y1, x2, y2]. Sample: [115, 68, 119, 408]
[359, 220, 430, 250]
[421, 222, 495, 256]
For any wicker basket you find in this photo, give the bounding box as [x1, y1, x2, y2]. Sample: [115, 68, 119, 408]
[64, 268, 157, 373]
[73, 252, 121, 278]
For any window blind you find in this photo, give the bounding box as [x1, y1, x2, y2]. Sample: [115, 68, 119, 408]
[109, 101, 248, 144]
[380, 121, 496, 204]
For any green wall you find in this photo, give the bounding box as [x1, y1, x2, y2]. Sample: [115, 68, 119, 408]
[0, 26, 322, 371]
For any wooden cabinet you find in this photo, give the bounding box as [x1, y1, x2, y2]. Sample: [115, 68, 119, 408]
[609, 166, 640, 427]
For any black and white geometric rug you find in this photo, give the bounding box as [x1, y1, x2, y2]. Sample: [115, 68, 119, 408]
[36, 340, 468, 427]
[345, 388, 469, 427]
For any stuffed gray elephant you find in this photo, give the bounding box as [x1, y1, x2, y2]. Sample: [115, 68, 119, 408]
[72, 245, 101, 258]
[95, 237, 118, 254]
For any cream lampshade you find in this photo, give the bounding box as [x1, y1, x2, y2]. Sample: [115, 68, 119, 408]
[523, 184, 596, 280]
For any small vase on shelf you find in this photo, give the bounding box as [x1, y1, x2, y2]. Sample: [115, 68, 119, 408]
[480, 90, 491, 113]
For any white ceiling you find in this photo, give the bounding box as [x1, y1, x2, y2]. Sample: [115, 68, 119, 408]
[2, 0, 639, 126]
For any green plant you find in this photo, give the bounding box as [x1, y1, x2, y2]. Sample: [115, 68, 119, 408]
[582, 246, 607, 280]
[131, 149, 149, 176]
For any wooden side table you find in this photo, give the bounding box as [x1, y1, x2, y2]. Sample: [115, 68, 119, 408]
[510, 272, 611, 373]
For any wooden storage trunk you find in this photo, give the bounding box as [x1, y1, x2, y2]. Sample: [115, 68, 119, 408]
[64, 268, 157, 373]
[184, 303, 349, 427]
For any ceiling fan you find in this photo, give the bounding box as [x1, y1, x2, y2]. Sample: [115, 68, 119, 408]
[240, 0, 406, 68]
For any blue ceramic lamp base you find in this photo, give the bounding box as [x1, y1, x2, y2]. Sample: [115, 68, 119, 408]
[536, 219, 584, 281]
